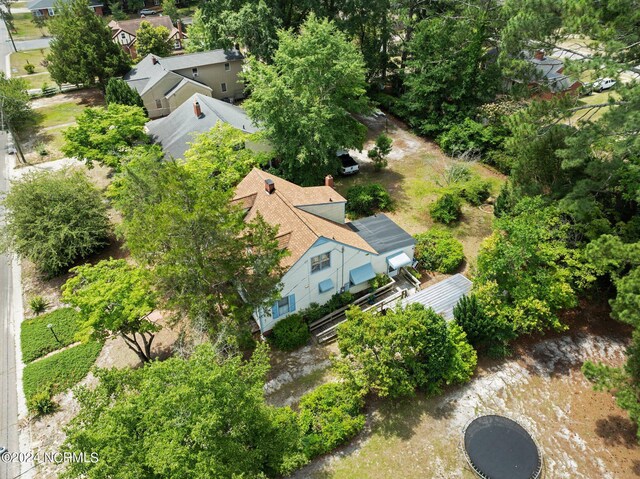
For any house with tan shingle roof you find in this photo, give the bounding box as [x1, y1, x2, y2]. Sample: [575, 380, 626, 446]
[234, 169, 416, 332]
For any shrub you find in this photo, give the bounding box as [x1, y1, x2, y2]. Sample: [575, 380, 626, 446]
[23, 340, 103, 402]
[430, 192, 461, 224]
[414, 229, 464, 273]
[24, 63, 36, 74]
[301, 291, 355, 324]
[442, 164, 472, 185]
[271, 314, 310, 351]
[1, 169, 110, 277]
[346, 184, 393, 217]
[298, 383, 366, 458]
[29, 295, 48, 315]
[27, 387, 57, 416]
[438, 118, 492, 159]
[494, 182, 517, 218]
[367, 133, 392, 171]
[369, 273, 391, 290]
[21, 307, 81, 363]
[458, 178, 492, 206]
[453, 294, 514, 357]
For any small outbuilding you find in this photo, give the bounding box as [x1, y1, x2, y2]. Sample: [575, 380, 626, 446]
[400, 273, 472, 320]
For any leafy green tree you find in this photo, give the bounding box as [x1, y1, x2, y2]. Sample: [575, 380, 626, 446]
[62, 104, 149, 169]
[104, 77, 144, 108]
[414, 229, 464, 274]
[160, 0, 178, 21]
[108, 0, 127, 20]
[135, 20, 173, 58]
[31, 14, 48, 35]
[62, 259, 159, 363]
[109, 147, 286, 329]
[47, 0, 129, 86]
[453, 294, 513, 356]
[475, 197, 594, 334]
[367, 133, 392, 171]
[336, 304, 477, 398]
[298, 383, 365, 458]
[345, 183, 392, 217]
[243, 14, 370, 185]
[0, 169, 109, 277]
[61, 343, 307, 478]
[0, 73, 33, 132]
[401, 1, 503, 135]
[182, 123, 268, 190]
[430, 192, 462, 224]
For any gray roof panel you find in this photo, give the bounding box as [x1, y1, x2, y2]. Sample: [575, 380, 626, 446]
[146, 92, 258, 159]
[348, 213, 415, 254]
[401, 274, 472, 320]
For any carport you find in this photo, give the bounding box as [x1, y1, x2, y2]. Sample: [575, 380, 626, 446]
[400, 273, 472, 320]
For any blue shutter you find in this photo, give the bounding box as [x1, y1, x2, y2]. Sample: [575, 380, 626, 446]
[289, 294, 296, 312]
[272, 302, 279, 319]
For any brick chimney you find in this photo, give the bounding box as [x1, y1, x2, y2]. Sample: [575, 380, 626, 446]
[324, 175, 334, 188]
[151, 56, 158, 65]
[193, 100, 202, 118]
[534, 50, 545, 60]
[264, 178, 275, 194]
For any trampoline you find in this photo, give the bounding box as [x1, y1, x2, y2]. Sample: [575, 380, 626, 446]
[462, 415, 542, 479]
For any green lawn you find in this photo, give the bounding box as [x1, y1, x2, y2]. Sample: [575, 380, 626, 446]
[36, 101, 90, 128]
[11, 12, 49, 41]
[17, 72, 52, 91]
[21, 308, 81, 363]
[23, 341, 103, 402]
[10, 48, 50, 76]
[567, 90, 620, 125]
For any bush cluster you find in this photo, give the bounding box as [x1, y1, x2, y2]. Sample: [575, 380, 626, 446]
[453, 294, 514, 357]
[271, 314, 310, 351]
[27, 387, 57, 416]
[302, 291, 354, 324]
[414, 229, 464, 273]
[456, 178, 492, 206]
[369, 273, 392, 290]
[346, 184, 393, 217]
[430, 192, 462, 224]
[298, 383, 366, 458]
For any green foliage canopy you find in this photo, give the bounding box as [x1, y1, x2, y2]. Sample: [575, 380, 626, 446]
[135, 20, 173, 58]
[243, 15, 370, 185]
[0, 169, 109, 277]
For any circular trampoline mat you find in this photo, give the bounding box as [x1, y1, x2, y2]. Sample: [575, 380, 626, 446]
[463, 415, 542, 479]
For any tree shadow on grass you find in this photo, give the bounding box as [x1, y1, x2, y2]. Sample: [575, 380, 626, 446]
[595, 415, 639, 448]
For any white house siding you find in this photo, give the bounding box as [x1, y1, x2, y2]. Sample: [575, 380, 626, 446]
[297, 202, 346, 224]
[114, 30, 134, 46]
[257, 238, 415, 332]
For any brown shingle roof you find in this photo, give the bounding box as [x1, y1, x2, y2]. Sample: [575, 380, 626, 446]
[234, 169, 376, 269]
[109, 16, 179, 39]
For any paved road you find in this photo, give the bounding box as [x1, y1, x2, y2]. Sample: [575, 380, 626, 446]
[0, 16, 21, 479]
[14, 37, 51, 51]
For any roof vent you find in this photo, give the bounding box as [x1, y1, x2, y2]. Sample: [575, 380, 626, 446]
[193, 100, 202, 118]
[151, 56, 158, 65]
[265, 178, 275, 194]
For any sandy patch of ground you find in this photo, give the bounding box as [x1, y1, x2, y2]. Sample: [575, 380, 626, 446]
[29, 89, 104, 110]
[288, 322, 638, 479]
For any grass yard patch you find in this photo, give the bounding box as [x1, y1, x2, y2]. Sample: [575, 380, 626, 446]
[21, 307, 81, 363]
[35, 101, 90, 128]
[10, 48, 50, 76]
[11, 12, 49, 41]
[18, 72, 52, 91]
[567, 90, 620, 125]
[23, 340, 103, 402]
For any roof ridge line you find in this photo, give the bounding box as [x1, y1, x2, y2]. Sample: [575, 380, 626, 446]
[274, 189, 320, 239]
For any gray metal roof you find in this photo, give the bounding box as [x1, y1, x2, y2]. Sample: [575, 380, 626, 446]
[29, 0, 102, 9]
[124, 50, 243, 95]
[400, 274, 472, 320]
[348, 213, 415, 254]
[146, 93, 258, 159]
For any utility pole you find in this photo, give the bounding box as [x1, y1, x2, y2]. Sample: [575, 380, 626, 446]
[0, 7, 16, 52]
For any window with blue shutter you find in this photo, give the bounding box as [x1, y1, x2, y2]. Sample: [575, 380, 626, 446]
[272, 294, 296, 319]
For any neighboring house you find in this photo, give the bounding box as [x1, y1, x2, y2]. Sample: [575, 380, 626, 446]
[146, 93, 265, 159]
[233, 169, 416, 333]
[124, 49, 245, 118]
[528, 50, 582, 97]
[108, 16, 186, 60]
[28, 0, 104, 16]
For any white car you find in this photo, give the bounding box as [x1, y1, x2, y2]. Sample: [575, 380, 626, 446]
[139, 8, 157, 15]
[592, 77, 616, 92]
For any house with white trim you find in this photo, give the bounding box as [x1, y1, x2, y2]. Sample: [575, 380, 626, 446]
[233, 169, 416, 333]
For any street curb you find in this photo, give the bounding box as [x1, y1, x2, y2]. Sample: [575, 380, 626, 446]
[6, 50, 12, 77]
